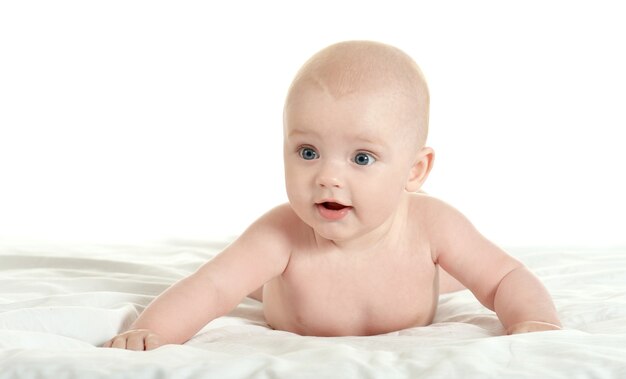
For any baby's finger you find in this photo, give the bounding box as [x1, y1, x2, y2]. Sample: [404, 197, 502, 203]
[110, 336, 128, 349]
[144, 333, 163, 350]
[126, 333, 147, 351]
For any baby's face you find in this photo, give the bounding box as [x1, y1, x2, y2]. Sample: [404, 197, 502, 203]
[283, 85, 420, 243]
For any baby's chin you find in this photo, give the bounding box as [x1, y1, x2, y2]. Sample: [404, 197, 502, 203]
[306, 219, 354, 243]
[310, 222, 376, 246]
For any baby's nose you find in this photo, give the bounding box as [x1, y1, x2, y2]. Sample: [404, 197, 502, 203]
[315, 165, 343, 188]
[316, 175, 342, 188]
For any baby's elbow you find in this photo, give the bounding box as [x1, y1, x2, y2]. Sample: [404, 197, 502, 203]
[481, 264, 526, 310]
[491, 265, 533, 306]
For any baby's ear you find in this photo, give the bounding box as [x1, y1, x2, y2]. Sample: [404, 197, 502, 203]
[405, 147, 434, 192]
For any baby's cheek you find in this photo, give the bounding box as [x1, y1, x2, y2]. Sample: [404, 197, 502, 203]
[358, 186, 401, 222]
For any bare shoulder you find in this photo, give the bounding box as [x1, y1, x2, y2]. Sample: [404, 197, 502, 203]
[196, 203, 302, 301]
[408, 193, 477, 259]
[408, 193, 466, 229]
[255, 202, 300, 225]
[207, 203, 302, 281]
[233, 203, 303, 254]
[409, 193, 522, 306]
[259, 203, 308, 234]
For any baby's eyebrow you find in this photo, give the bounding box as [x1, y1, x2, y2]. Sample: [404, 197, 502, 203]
[287, 128, 386, 149]
[287, 129, 317, 138]
[354, 134, 386, 148]
[355, 135, 379, 144]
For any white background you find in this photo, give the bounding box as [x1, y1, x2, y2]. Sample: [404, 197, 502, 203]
[1, 1, 624, 247]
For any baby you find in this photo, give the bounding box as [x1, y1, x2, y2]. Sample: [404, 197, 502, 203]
[104, 40, 561, 350]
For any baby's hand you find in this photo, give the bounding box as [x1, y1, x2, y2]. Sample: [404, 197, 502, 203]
[102, 329, 166, 351]
[506, 321, 562, 335]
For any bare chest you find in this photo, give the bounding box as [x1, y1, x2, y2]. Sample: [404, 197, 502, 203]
[263, 246, 439, 336]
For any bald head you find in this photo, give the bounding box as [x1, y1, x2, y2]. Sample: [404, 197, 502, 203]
[285, 41, 430, 147]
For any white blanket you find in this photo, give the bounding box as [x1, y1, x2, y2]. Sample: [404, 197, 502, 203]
[1, 241, 625, 378]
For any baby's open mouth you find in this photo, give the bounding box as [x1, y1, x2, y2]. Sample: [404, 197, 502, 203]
[316, 201, 352, 220]
[321, 202, 348, 210]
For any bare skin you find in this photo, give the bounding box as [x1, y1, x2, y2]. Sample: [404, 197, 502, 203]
[104, 41, 561, 351]
[262, 198, 450, 337]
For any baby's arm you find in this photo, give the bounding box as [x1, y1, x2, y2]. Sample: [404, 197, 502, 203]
[103, 205, 293, 350]
[429, 199, 561, 334]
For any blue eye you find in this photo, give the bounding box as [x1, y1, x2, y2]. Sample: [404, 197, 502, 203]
[299, 147, 319, 160]
[354, 152, 375, 166]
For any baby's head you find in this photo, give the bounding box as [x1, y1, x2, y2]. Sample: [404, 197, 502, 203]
[284, 40, 430, 150]
[282, 41, 434, 243]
